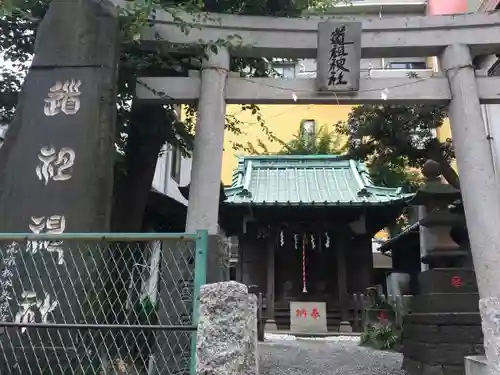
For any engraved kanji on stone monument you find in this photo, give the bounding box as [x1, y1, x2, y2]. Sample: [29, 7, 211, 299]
[14, 291, 58, 334]
[35, 146, 75, 185]
[316, 21, 362, 92]
[328, 26, 349, 86]
[28, 215, 66, 265]
[0, 242, 19, 322]
[44, 79, 82, 116]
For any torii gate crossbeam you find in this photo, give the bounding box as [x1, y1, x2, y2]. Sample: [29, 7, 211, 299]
[143, 10, 500, 58]
[137, 74, 500, 105]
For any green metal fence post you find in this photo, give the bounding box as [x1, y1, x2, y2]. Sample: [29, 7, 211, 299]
[189, 229, 208, 375]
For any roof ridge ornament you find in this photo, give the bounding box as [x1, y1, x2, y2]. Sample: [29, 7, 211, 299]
[357, 187, 372, 197]
[237, 188, 252, 198]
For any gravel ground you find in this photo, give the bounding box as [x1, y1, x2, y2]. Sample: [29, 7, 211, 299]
[259, 334, 406, 375]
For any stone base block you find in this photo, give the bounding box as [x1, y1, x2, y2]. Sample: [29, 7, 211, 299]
[465, 356, 488, 375]
[403, 339, 482, 366]
[403, 323, 483, 344]
[404, 313, 481, 326]
[403, 357, 467, 375]
[419, 269, 477, 295]
[339, 321, 353, 333]
[412, 293, 479, 314]
[0, 346, 78, 373]
[403, 312, 484, 375]
[265, 319, 278, 332]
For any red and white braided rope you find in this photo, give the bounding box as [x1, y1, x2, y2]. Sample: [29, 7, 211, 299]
[302, 235, 307, 293]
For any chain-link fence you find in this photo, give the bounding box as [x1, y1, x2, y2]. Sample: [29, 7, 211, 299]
[0, 231, 207, 375]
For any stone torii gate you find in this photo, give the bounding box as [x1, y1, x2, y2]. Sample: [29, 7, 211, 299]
[135, 9, 500, 374]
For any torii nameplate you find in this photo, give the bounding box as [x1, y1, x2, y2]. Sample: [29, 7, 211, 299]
[316, 21, 362, 93]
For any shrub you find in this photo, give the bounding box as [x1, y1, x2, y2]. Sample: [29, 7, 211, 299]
[360, 323, 400, 351]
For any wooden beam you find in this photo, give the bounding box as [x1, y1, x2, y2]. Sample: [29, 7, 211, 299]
[337, 239, 348, 323]
[141, 10, 500, 58]
[136, 76, 500, 105]
[266, 237, 275, 321]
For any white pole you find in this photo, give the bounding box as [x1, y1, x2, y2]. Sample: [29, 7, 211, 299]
[440, 44, 500, 375]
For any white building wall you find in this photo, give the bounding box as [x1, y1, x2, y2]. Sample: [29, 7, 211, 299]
[151, 144, 192, 206]
[480, 95, 500, 195]
[151, 146, 168, 193]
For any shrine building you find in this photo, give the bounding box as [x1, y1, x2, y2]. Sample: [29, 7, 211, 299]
[219, 154, 412, 332]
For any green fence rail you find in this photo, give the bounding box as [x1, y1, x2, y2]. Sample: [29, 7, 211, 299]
[0, 231, 208, 375]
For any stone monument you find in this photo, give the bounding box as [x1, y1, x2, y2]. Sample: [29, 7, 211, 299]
[0, 0, 119, 372]
[196, 281, 258, 375]
[403, 161, 484, 375]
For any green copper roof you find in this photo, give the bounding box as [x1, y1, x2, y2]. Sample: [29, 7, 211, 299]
[224, 155, 413, 206]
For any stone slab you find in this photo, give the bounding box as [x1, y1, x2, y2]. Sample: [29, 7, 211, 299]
[264, 319, 278, 332]
[423, 364, 445, 375]
[403, 323, 483, 344]
[443, 365, 466, 375]
[339, 321, 353, 333]
[404, 313, 481, 326]
[290, 301, 327, 334]
[412, 294, 479, 313]
[404, 358, 466, 375]
[465, 356, 488, 375]
[403, 356, 424, 375]
[419, 269, 478, 294]
[403, 340, 482, 365]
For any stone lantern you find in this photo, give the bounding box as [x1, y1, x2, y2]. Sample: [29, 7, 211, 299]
[402, 160, 483, 375]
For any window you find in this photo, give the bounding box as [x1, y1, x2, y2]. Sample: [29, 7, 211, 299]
[300, 119, 316, 137]
[170, 143, 182, 183]
[386, 62, 427, 70]
[272, 64, 296, 79]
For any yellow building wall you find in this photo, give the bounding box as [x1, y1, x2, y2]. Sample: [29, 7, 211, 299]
[222, 104, 353, 185]
[438, 118, 452, 140]
[436, 118, 458, 172]
[222, 105, 456, 185]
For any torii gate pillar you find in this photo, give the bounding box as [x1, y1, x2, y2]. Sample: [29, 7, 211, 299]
[441, 44, 500, 375]
[185, 47, 229, 235]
